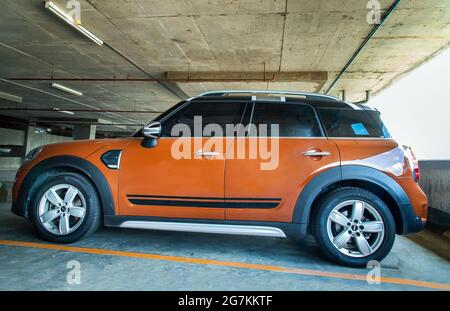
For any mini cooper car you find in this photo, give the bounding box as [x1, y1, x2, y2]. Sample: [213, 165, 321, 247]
[11, 90, 427, 267]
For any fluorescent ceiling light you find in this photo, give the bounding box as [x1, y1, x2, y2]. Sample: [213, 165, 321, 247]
[0, 91, 22, 104]
[35, 127, 48, 134]
[45, 1, 104, 46]
[52, 107, 75, 115]
[51, 83, 83, 96]
[98, 118, 110, 124]
[0, 147, 12, 153]
[60, 110, 75, 115]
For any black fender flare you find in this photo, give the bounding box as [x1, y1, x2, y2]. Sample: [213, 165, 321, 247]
[12, 156, 115, 218]
[292, 165, 417, 237]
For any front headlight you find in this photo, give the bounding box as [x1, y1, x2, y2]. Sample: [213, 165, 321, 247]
[23, 146, 43, 164]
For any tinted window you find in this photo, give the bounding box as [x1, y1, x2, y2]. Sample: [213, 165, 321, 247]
[249, 103, 322, 137]
[317, 108, 389, 138]
[154, 101, 186, 122]
[132, 101, 187, 137]
[367, 111, 392, 138]
[161, 101, 245, 137]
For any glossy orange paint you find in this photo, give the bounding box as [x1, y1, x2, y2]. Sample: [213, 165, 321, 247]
[333, 139, 410, 176]
[16, 135, 427, 224]
[331, 138, 428, 220]
[333, 139, 401, 168]
[12, 139, 128, 203]
[86, 139, 131, 215]
[225, 137, 340, 222]
[118, 137, 227, 219]
[395, 178, 428, 219]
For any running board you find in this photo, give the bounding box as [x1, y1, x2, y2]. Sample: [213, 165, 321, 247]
[119, 220, 287, 238]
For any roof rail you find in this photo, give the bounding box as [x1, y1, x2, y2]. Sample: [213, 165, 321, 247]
[197, 90, 340, 101]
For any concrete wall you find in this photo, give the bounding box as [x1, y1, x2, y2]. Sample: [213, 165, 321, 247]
[0, 127, 25, 170]
[25, 126, 72, 154]
[0, 126, 72, 202]
[419, 160, 450, 230]
[0, 126, 72, 170]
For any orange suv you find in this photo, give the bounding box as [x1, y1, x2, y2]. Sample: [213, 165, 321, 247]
[11, 90, 427, 267]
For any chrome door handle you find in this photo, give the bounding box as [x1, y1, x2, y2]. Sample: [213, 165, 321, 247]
[303, 151, 331, 157]
[195, 150, 221, 157]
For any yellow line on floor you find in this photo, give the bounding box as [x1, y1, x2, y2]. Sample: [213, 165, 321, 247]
[1, 239, 449, 290]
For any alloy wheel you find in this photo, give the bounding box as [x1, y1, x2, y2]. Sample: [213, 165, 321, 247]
[326, 200, 385, 258]
[38, 184, 87, 235]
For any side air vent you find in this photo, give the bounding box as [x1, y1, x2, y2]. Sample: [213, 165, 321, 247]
[101, 150, 122, 169]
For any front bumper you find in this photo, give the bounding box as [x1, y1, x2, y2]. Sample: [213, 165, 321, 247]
[11, 201, 23, 217]
[10, 166, 28, 218]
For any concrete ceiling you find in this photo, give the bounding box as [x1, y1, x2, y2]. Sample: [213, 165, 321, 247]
[0, 0, 449, 134]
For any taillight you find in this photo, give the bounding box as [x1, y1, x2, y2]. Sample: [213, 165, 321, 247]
[411, 149, 420, 181]
[404, 146, 420, 182]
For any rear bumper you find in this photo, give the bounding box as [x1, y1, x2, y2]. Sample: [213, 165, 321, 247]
[400, 202, 426, 234]
[395, 178, 428, 234]
[409, 217, 426, 233]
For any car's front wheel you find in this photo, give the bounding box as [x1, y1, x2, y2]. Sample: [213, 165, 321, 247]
[29, 172, 102, 243]
[313, 187, 396, 267]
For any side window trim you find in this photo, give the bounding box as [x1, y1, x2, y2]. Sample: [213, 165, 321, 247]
[312, 106, 327, 138]
[239, 101, 255, 137]
[159, 101, 191, 124]
[231, 101, 251, 137]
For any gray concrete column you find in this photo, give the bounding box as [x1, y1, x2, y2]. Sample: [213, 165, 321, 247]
[73, 124, 96, 140]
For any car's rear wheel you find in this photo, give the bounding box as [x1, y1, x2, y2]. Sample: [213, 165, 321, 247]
[29, 172, 102, 243]
[313, 187, 396, 267]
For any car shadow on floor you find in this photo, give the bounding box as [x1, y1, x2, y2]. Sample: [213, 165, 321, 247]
[82, 226, 354, 272]
[1, 212, 399, 272]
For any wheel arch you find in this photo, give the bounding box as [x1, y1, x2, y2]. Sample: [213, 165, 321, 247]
[12, 156, 115, 219]
[308, 180, 403, 234]
[292, 165, 413, 237]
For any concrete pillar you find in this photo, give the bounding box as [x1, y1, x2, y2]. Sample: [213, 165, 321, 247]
[365, 90, 372, 102]
[340, 90, 346, 101]
[73, 124, 96, 140]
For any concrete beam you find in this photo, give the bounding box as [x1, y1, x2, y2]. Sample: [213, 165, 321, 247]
[31, 118, 98, 124]
[166, 71, 328, 82]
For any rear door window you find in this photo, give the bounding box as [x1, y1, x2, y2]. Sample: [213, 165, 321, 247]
[249, 103, 322, 137]
[317, 108, 390, 138]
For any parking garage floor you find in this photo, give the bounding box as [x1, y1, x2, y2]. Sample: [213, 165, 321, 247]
[0, 203, 449, 291]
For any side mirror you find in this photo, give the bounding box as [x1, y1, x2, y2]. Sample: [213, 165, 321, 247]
[142, 121, 161, 139]
[141, 121, 161, 148]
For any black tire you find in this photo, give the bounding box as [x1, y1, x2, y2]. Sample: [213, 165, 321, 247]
[29, 171, 102, 244]
[312, 187, 396, 267]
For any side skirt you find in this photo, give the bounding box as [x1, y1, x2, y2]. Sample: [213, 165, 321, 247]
[104, 216, 307, 239]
